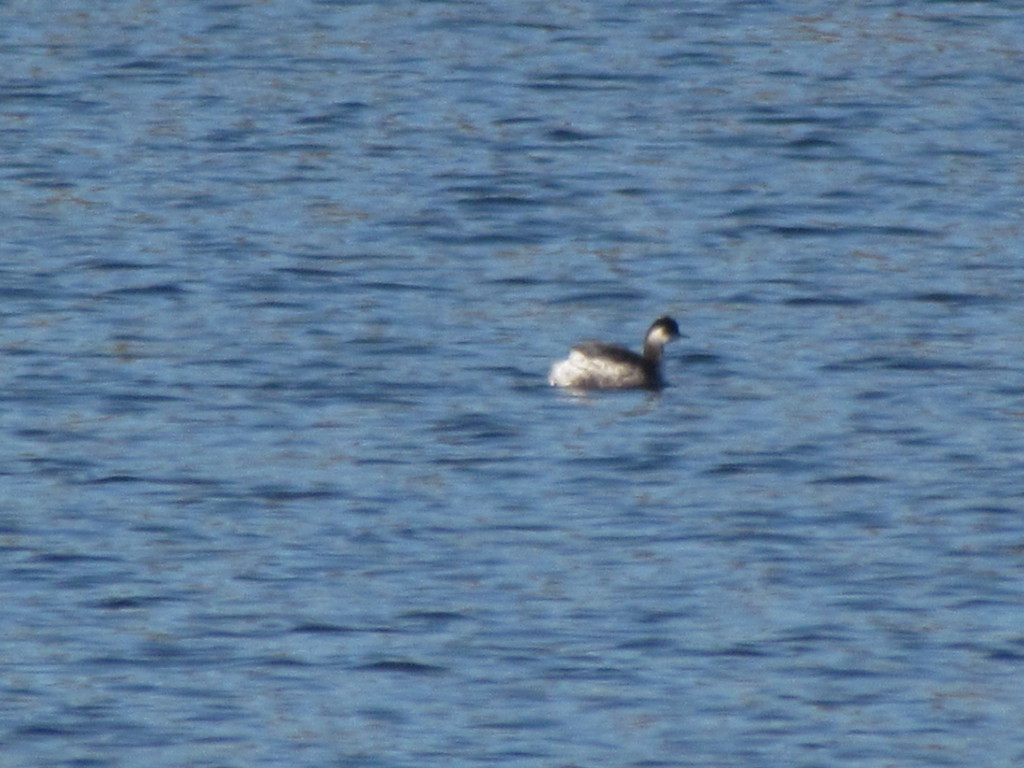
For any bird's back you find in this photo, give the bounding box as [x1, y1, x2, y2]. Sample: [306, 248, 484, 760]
[549, 342, 655, 389]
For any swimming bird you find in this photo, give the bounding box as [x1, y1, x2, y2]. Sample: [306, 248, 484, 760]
[548, 316, 682, 390]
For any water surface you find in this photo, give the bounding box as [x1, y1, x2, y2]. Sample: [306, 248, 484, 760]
[3, 1, 1024, 766]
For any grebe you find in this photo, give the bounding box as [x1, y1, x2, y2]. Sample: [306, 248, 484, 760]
[548, 316, 681, 390]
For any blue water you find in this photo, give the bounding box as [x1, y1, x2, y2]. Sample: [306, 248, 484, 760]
[3, 1, 1024, 766]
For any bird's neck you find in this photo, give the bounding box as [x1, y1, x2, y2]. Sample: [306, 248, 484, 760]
[642, 342, 663, 362]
